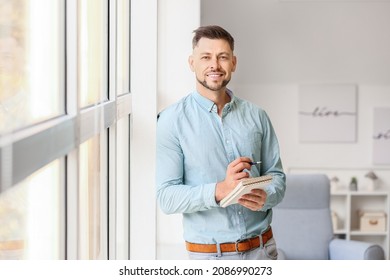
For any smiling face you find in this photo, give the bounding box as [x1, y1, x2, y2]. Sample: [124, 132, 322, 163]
[188, 38, 237, 97]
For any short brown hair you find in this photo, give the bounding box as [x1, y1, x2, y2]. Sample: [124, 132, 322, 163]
[192, 25, 235, 51]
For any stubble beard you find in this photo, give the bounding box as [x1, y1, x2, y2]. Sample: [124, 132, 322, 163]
[197, 77, 230, 92]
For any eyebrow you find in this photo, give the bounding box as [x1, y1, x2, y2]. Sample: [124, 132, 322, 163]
[198, 51, 231, 56]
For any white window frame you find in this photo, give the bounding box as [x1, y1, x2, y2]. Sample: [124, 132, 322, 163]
[0, 0, 132, 260]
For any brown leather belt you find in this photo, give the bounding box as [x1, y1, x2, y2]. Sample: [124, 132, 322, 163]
[185, 228, 273, 253]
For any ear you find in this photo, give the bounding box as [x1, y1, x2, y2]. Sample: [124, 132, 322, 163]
[188, 55, 195, 72]
[232, 55, 237, 72]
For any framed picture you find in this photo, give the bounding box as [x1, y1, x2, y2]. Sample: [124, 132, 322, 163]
[299, 84, 357, 143]
[373, 107, 390, 165]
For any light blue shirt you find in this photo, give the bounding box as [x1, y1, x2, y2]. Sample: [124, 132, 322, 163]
[156, 90, 286, 244]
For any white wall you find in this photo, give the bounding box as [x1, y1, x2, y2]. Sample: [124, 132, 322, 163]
[130, 0, 158, 259]
[157, 0, 200, 112]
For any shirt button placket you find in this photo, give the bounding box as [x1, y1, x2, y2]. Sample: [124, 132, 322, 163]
[221, 119, 234, 162]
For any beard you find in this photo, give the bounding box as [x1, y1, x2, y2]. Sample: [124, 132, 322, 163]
[196, 76, 230, 92]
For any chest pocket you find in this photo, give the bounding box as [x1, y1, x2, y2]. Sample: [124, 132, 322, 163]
[235, 131, 262, 160]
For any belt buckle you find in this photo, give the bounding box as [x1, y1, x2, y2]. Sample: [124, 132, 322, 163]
[234, 240, 241, 253]
[234, 239, 248, 253]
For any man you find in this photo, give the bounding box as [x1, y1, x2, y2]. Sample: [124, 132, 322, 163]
[156, 25, 286, 260]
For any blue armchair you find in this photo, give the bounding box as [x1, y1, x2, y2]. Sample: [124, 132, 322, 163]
[272, 173, 385, 260]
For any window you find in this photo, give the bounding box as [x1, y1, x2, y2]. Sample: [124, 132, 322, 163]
[0, 0, 132, 260]
[117, 0, 130, 95]
[0, 159, 63, 260]
[79, 134, 107, 259]
[78, 0, 108, 107]
[0, 0, 64, 134]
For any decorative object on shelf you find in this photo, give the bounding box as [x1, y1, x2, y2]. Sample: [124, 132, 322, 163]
[359, 211, 387, 232]
[330, 176, 340, 192]
[364, 171, 379, 191]
[349, 177, 358, 191]
[331, 211, 339, 232]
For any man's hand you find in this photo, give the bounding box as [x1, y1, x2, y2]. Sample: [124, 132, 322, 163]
[215, 157, 252, 203]
[238, 188, 267, 211]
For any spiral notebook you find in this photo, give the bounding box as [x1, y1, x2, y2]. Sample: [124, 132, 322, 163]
[220, 175, 273, 208]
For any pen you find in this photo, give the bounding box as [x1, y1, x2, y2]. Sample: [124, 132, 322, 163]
[250, 161, 261, 165]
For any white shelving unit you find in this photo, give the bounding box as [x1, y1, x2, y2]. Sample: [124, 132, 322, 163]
[331, 190, 389, 259]
[289, 167, 390, 259]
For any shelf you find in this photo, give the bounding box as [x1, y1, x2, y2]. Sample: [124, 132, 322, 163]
[332, 191, 388, 196]
[331, 187, 389, 259]
[334, 229, 347, 235]
[350, 191, 389, 196]
[331, 192, 348, 196]
[351, 230, 388, 236]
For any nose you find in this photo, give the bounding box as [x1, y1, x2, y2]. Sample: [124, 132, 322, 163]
[209, 57, 219, 70]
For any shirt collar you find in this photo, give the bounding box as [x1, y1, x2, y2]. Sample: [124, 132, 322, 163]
[191, 89, 236, 113]
[224, 89, 235, 114]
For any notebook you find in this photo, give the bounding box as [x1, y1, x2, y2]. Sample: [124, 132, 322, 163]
[219, 175, 273, 208]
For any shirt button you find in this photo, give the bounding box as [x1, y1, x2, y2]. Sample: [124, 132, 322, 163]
[238, 211, 242, 215]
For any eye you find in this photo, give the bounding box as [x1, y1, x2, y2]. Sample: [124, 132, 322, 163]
[201, 56, 210, 60]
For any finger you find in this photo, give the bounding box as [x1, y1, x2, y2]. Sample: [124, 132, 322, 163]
[229, 157, 252, 171]
[230, 157, 252, 166]
[250, 189, 267, 197]
[240, 193, 262, 204]
[232, 162, 251, 174]
[238, 198, 261, 211]
[234, 170, 250, 181]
